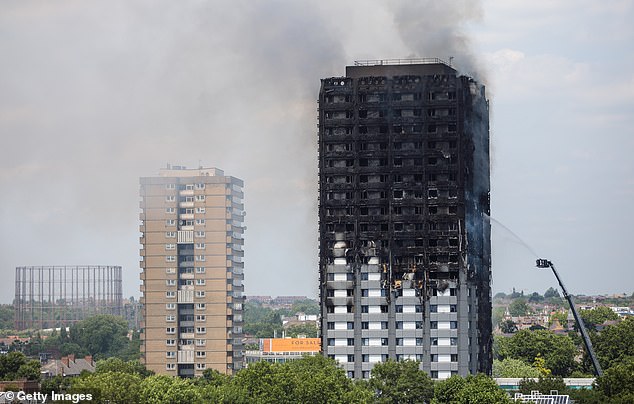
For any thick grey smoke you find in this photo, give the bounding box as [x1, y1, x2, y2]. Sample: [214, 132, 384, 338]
[390, 0, 485, 79]
[0, 0, 345, 301]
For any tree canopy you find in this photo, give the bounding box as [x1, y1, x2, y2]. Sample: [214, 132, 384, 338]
[369, 359, 434, 404]
[492, 358, 541, 378]
[433, 374, 512, 404]
[0, 351, 40, 381]
[507, 298, 530, 316]
[579, 306, 619, 331]
[495, 330, 576, 376]
[589, 317, 634, 371]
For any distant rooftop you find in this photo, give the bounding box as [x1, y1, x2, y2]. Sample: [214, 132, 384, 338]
[159, 164, 224, 178]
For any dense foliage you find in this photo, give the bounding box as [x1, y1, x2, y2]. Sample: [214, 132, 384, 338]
[23, 314, 140, 361]
[0, 351, 40, 381]
[243, 299, 319, 338]
[495, 330, 576, 376]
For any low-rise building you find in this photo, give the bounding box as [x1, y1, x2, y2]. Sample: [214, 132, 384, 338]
[41, 354, 95, 377]
[245, 338, 320, 365]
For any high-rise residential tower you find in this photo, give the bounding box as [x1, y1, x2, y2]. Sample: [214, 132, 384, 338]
[140, 166, 245, 377]
[318, 59, 491, 379]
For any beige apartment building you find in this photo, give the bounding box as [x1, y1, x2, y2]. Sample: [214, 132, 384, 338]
[140, 165, 245, 377]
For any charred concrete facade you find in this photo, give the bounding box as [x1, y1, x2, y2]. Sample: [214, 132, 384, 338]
[318, 60, 491, 379]
[140, 166, 245, 377]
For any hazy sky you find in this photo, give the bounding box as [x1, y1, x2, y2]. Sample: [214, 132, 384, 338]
[1, 1, 632, 303]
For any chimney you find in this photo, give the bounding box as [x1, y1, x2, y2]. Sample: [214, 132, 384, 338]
[84, 355, 93, 365]
[61, 356, 69, 367]
[67, 354, 75, 363]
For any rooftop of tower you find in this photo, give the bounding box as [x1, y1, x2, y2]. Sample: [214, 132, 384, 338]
[345, 58, 457, 78]
[159, 164, 225, 177]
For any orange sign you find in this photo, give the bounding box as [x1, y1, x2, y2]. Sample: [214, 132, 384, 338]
[261, 338, 321, 353]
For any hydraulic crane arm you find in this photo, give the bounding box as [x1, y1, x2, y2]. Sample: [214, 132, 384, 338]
[536, 259, 603, 377]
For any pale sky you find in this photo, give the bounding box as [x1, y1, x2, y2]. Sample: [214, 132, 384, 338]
[1, 0, 632, 303]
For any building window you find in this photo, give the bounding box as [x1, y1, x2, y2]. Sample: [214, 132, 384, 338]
[166, 339, 176, 346]
[166, 207, 175, 214]
[195, 291, 206, 298]
[195, 267, 206, 274]
[166, 279, 176, 286]
[166, 291, 175, 298]
[196, 255, 206, 261]
[195, 243, 205, 250]
[166, 232, 176, 238]
[166, 351, 175, 358]
[195, 231, 206, 237]
[166, 303, 175, 310]
[166, 256, 176, 262]
[166, 267, 176, 274]
[195, 219, 206, 225]
[166, 219, 176, 226]
[196, 351, 206, 357]
[166, 363, 176, 370]
[195, 195, 206, 201]
[196, 207, 206, 214]
[165, 244, 176, 250]
[196, 327, 206, 334]
[165, 183, 176, 190]
[196, 303, 206, 310]
[165, 195, 176, 202]
[195, 183, 205, 190]
[196, 315, 206, 322]
[166, 327, 175, 334]
[196, 339, 206, 346]
[196, 363, 206, 370]
[166, 315, 175, 322]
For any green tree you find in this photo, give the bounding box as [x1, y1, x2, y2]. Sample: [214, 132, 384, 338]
[528, 292, 544, 303]
[69, 371, 142, 403]
[495, 330, 576, 376]
[492, 358, 541, 378]
[138, 375, 202, 404]
[69, 314, 130, 359]
[579, 306, 619, 331]
[0, 305, 14, 330]
[369, 360, 434, 403]
[290, 299, 319, 315]
[499, 319, 518, 334]
[433, 375, 466, 403]
[285, 323, 318, 338]
[594, 356, 634, 403]
[508, 298, 530, 316]
[544, 287, 560, 299]
[518, 376, 567, 395]
[228, 355, 372, 403]
[16, 359, 41, 381]
[433, 374, 512, 404]
[549, 311, 568, 328]
[95, 357, 152, 377]
[40, 374, 72, 395]
[0, 351, 40, 381]
[589, 317, 634, 370]
[200, 368, 230, 388]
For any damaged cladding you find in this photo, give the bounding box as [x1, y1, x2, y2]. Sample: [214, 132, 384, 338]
[318, 59, 491, 380]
